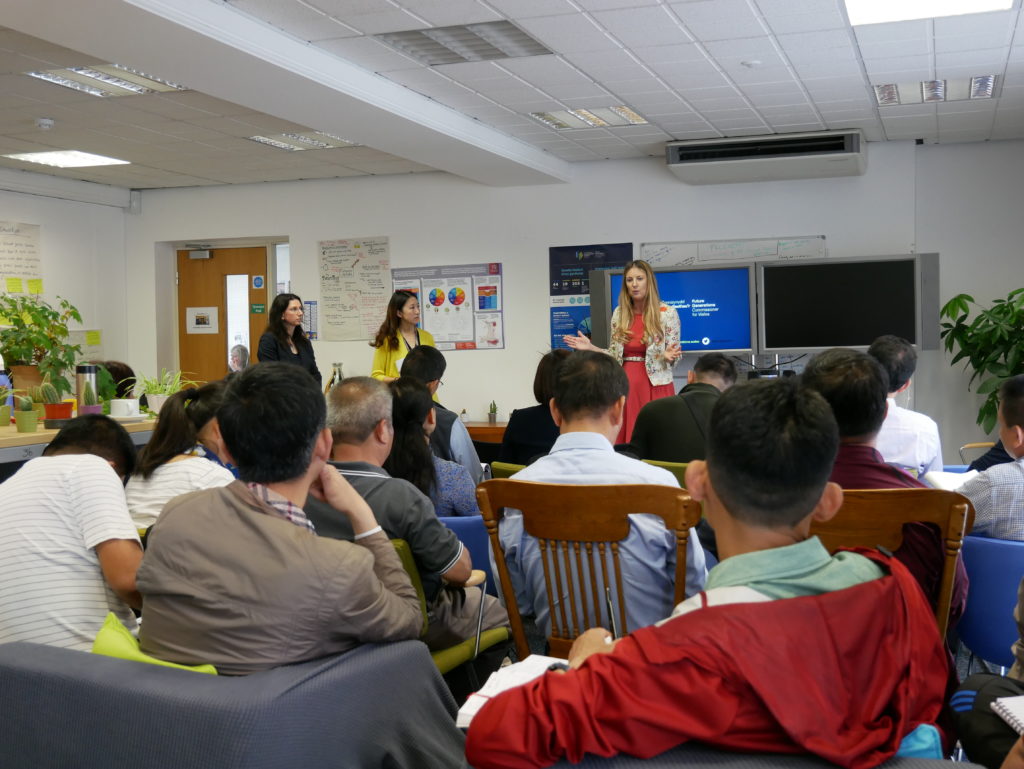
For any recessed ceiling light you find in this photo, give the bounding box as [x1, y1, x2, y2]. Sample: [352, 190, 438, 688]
[845, 0, 1012, 26]
[921, 80, 945, 102]
[873, 77, 998, 105]
[26, 64, 188, 97]
[2, 150, 129, 168]
[530, 106, 649, 130]
[247, 132, 361, 151]
[971, 75, 997, 99]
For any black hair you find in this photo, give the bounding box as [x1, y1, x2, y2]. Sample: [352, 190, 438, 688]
[706, 378, 838, 528]
[91, 360, 136, 399]
[217, 362, 325, 484]
[134, 379, 231, 479]
[371, 290, 419, 351]
[401, 345, 447, 384]
[801, 348, 889, 439]
[1000, 374, 1024, 429]
[867, 335, 917, 392]
[43, 414, 137, 479]
[693, 353, 738, 387]
[553, 351, 628, 421]
[533, 349, 571, 405]
[383, 376, 437, 498]
[265, 293, 309, 348]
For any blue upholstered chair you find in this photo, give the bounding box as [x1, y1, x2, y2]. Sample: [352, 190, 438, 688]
[441, 514, 498, 596]
[958, 535, 1024, 670]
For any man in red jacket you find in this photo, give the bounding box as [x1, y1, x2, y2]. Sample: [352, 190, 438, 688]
[466, 377, 950, 769]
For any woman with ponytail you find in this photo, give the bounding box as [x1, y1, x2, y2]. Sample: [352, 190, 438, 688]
[384, 376, 479, 516]
[125, 378, 236, 528]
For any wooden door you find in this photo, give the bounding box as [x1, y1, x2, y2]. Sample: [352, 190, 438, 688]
[176, 247, 269, 384]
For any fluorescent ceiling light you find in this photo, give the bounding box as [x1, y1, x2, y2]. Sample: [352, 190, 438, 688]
[3, 150, 129, 168]
[845, 0, 1012, 26]
[971, 75, 996, 99]
[873, 77, 998, 105]
[921, 80, 945, 102]
[530, 106, 649, 130]
[873, 84, 900, 106]
[247, 132, 361, 151]
[26, 64, 187, 97]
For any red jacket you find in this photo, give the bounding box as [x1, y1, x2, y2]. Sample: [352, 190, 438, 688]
[466, 551, 950, 769]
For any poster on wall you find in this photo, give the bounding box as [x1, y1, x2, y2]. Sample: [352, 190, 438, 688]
[186, 307, 219, 334]
[318, 236, 390, 341]
[391, 263, 504, 351]
[548, 242, 632, 350]
[0, 221, 42, 292]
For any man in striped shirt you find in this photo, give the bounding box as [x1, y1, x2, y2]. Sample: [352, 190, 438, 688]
[0, 415, 142, 650]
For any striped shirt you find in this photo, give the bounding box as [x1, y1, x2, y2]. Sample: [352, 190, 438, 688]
[126, 456, 234, 528]
[0, 454, 140, 650]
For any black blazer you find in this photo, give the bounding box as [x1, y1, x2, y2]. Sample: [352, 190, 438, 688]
[498, 404, 560, 465]
[257, 331, 321, 384]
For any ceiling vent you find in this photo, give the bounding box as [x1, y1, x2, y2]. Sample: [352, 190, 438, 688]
[376, 22, 552, 66]
[666, 130, 866, 185]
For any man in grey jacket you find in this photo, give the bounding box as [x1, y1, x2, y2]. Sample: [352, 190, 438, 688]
[137, 362, 422, 674]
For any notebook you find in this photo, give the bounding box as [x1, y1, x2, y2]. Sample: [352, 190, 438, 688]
[993, 695, 1024, 734]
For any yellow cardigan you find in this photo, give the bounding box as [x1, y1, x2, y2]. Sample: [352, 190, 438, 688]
[371, 328, 437, 380]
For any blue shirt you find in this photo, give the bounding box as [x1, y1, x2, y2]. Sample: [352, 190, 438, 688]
[498, 431, 707, 636]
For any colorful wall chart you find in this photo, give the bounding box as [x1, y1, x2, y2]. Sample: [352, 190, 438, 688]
[391, 262, 504, 350]
[548, 242, 632, 350]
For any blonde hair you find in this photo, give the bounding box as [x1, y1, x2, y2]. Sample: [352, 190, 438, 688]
[612, 260, 664, 345]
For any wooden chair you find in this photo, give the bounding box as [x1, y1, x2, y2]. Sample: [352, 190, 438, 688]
[477, 479, 703, 660]
[809, 488, 973, 637]
[959, 441, 994, 464]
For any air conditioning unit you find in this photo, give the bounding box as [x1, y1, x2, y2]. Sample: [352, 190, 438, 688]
[666, 130, 866, 185]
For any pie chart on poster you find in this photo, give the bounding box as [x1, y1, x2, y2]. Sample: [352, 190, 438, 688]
[428, 288, 445, 306]
[448, 287, 466, 306]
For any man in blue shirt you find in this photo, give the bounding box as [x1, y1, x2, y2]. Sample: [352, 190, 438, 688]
[499, 350, 707, 636]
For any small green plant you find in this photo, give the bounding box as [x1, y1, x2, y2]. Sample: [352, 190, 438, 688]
[0, 294, 82, 396]
[39, 381, 60, 404]
[16, 395, 33, 412]
[0, 385, 11, 403]
[940, 288, 1024, 434]
[488, 400, 497, 414]
[133, 369, 199, 396]
[82, 380, 99, 406]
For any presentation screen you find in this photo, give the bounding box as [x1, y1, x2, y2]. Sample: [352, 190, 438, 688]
[759, 258, 918, 352]
[607, 265, 755, 353]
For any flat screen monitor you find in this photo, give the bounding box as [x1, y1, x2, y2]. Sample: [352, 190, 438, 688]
[601, 264, 755, 353]
[758, 256, 919, 353]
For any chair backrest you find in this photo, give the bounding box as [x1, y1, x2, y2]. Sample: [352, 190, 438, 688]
[958, 535, 1024, 668]
[959, 441, 995, 464]
[490, 461, 526, 479]
[809, 488, 971, 637]
[439, 515, 498, 596]
[391, 539, 430, 637]
[477, 478, 702, 659]
[642, 459, 689, 488]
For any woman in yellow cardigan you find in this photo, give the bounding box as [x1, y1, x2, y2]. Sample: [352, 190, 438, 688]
[370, 290, 435, 382]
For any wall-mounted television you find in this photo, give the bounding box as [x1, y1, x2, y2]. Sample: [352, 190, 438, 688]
[757, 254, 939, 354]
[591, 264, 755, 353]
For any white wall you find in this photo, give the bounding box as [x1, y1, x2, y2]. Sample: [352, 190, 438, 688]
[0, 187, 127, 363]
[125, 140, 917, 422]
[0, 137, 1000, 460]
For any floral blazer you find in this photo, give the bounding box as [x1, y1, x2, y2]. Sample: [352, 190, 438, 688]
[608, 304, 681, 387]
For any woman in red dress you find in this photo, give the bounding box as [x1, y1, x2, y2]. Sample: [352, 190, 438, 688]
[564, 260, 682, 443]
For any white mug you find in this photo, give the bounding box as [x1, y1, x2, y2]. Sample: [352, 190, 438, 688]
[110, 398, 140, 417]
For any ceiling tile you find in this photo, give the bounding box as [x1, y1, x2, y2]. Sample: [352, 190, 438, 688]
[724, 66, 797, 86]
[314, 36, 418, 72]
[703, 36, 784, 60]
[935, 49, 1009, 70]
[791, 58, 863, 78]
[668, 0, 768, 40]
[514, 14, 619, 54]
[629, 42, 706, 65]
[324, 8, 426, 35]
[936, 34, 1013, 54]
[227, 0, 356, 42]
[391, 0, 501, 26]
[853, 20, 929, 45]
[755, 0, 839, 14]
[485, 0, 578, 18]
[591, 7, 692, 48]
[764, 10, 847, 35]
[776, 29, 855, 57]
[498, 55, 595, 84]
[575, 0, 662, 9]
[933, 10, 1018, 37]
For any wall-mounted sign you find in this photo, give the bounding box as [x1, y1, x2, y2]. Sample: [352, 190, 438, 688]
[186, 306, 219, 334]
[251, 303, 265, 314]
[252, 275, 265, 290]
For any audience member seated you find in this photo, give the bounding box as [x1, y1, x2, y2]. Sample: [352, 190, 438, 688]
[868, 334, 943, 477]
[136, 362, 422, 674]
[970, 439, 1014, 472]
[952, 577, 1024, 769]
[125, 380, 235, 528]
[91, 360, 136, 399]
[305, 376, 508, 650]
[385, 376, 480, 517]
[467, 377, 951, 769]
[957, 374, 1024, 540]
[401, 345, 483, 484]
[629, 352, 737, 463]
[0, 415, 141, 650]
[801, 348, 968, 627]
[498, 348, 571, 465]
[499, 351, 706, 636]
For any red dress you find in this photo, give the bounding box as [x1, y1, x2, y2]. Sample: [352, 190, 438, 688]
[618, 314, 674, 444]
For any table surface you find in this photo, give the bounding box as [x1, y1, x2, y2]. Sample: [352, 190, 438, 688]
[0, 418, 156, 465]
[464, 421, 507, 442]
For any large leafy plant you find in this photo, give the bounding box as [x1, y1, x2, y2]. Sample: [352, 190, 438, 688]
[939, 288, 1024, 434]
[0, 294, 82, 396]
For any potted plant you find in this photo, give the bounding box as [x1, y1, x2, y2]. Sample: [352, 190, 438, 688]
[13, 395, 37, 433]
[487, 400, 498, 425]
[79, 380, 103, 415]
[40, 379, 73, 421]
[0, 385, 11, 425]
[940, 288, 1024, 433]
[0, 294, 82, 396]
[26, 385, 47, 420]
[134, 368, 198, 415]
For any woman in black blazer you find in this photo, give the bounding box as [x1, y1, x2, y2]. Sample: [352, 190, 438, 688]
[498, 348, 571, 465]
[257, 293, 321, 385]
